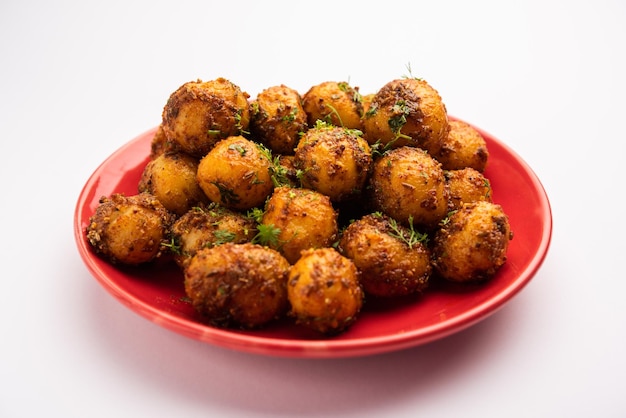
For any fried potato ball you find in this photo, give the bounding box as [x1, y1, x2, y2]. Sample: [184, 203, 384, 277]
[196, 136, 273, 210]
[369, 146, 450, 229]
[294, 122, 372, 202]
[287, 248, 363, 334]
[446, 168, 492, 211]
[260, 186, 338, 264]
[362, 78, 448, 155]
[86, 193, 175, 265]
[436, 119, 489, 172]
[138, 152, 208, 216]
[249, 85, 308, 155]
[432, 201, 513, 282]
[338, 213, 431, 297]
[184, 243, 290, 329]
[169, 203, 257, 268]
[161, 78, 250, 158]
[302, 81, 364, 129]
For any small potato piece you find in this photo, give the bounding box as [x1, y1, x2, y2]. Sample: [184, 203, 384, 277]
[432, 201, 513, 282]
[446, 168, 492, 210]
[249, 85, 308, 155]
[138, 152, 208, 216]
[363, 78, 448, 155]
[170, 203, 257, 268]
[436, 120, 489, 172]
[294, 123, 372, 202]
[302, 81, 364, 129]
[161, 78, 250, 158]
[196, 136, 273, 210]
[261, 187, 338, 264]
[288, 248, 363, 334]
[184, 243, 290, 329]
[338, 213, 431, 297]
[369, 146, 449, 229]
[86, 193, 174, 265]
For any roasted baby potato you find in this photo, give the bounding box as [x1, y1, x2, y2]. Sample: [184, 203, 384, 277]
[196, 136, 273, 210]
[294, 122, 372, 202]
[338, 213, 431, 297]
[432, 201, 513, 282]
[436, 119, 489, 172]
[161, 78, 250, 158]
[184, 242, 290, 329]
[302, 81, 364, 129]
[446, 167, 492, 211]
[86, 193, 175, 265]
[362, 78, 448, 155]
[287, 247, 363, 334]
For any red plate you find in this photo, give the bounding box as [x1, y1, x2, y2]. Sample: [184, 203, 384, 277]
[74, 120, 552, 358]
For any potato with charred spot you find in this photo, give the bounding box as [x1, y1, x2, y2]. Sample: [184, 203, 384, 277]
[436, 120, 489, 172]
[86, 193, 175, 265]
[184, 243, 290, 329]
[446, 168, 492, 211]
[288, 248, 363, 335]
[161, 78, 250, 158]
[433, 201, 513, 283]
[294, 122, 372, 202]
[369, 146, 449, 229]
[302, 81, 364, 129]
[196, 136, 273, 211]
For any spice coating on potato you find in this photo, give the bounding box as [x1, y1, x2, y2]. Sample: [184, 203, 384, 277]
[287, 248, 363, 334]
[369, 146, 450, 229]
[446, 168, 492, 211]
[249, 85, 308, 155]
[338, 213, 431, 297]
[294, 122, 372, 202]
[86, 193, 175, 265]
[436, 120, 489, 172]
[261, 187, 338, 264]
[184, 243, 290, 329]
[302, 81, 364, 129]
[196, 136, 273, 210]
[432, 201, 513, 282]
[161, 78, 250, 158]
[363, 78, 448, 155]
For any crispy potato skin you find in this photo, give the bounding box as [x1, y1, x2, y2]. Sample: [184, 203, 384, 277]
[196, 136, 273, 210]
[288, 248, 363, 334]
[369, 146, 450, 229]
[261, 187, 338, 264]
[138, 152, 208, 216]
[338, 214, 431, 297]
[302, 81, 364, 129]
[184, 243, 290, 329]
[432, 201, 513, 282]
[294, 124, 372, 202]
[363, 78, 448, 155]
[249, 85, 308, 155]
[86, 193, 174, 265]
[446, 168, 492, 211]
[161, 78, 250, 158]
[436, 120, 489, 172]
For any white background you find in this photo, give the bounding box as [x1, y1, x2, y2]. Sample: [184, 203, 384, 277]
[2, 0, 625, 417]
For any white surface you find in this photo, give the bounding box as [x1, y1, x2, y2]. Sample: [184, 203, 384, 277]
[1, 0, 625, 417]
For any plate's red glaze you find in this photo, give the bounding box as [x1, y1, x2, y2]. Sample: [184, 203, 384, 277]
[74, 120, 552, 358]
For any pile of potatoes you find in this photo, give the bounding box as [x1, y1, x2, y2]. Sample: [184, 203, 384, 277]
[86, 76, 513, 335]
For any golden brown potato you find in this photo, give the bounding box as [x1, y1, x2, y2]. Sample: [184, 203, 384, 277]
[249, 85, 308, 155]
[338, 213, 431, 297]
[196, 136, 273, 210]
[287, 247, 363, 334]
[302, 81, 364, 129]
[161, 78, 250, 158]
[184, 243, 290, 329]
[86, 193, 175, 265]
[436, 119, 489, 172]
[446, 168, 492, 211]
[169, 203, 257, 268]
[294, 122, 372, 202]
[260, 186, 338, 264]
[369, 146, 450, 229]
[138, 152, 208, 216]
[432, 201, 513, 282]
[362, 78, 448, 155]
[149, 124, 180, 159]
